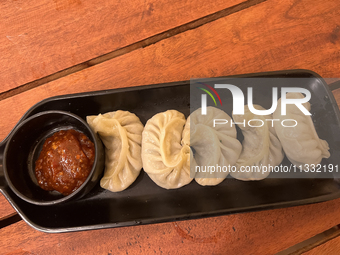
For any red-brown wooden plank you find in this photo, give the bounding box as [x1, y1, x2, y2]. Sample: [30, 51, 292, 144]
[0, 0, 338, 142]
[0, 195, 15, 220]
[304, 235, 340, 255]
[0, 0, 244, 93]
[1, 198, 340, 254]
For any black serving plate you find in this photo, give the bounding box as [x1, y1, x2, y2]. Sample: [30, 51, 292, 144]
[1, 70, 340, 233]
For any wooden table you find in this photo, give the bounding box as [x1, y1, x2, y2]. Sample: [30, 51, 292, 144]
[1, 0, 340, 254]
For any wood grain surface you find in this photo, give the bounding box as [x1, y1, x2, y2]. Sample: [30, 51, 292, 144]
[0, 0, 245, 94]
[1, 198, 340, 254]
[304, 235, 340, 255]
[1, 0, 340, 254]
[0, 0, 338, 142]
[0, 196, 15, 220]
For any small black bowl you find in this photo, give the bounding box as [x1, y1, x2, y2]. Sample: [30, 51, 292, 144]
[3, 110, 104, 206]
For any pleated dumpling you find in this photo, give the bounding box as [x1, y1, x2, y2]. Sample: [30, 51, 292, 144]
[141, 110, 193, 189]
[190, 107, 242, 186]
[231, 105, 284, 180]
[87, 111, 144, 192]
[273, 92, 330, 169]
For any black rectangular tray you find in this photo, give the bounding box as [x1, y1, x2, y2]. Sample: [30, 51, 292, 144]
[1, 69, 340, 233]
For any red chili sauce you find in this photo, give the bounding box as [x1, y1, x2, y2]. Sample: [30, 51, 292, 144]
[35, 129, 95, 196]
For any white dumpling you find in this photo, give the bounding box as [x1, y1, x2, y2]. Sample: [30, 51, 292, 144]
[190, 107, 242, 186]
[87, 111, 144, 192]
[141, 110, 192, 189]
[231, 105, 284, 181]
[273, 92, 330, 169]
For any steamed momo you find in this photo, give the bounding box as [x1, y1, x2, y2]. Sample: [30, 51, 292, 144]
[231, 105, 284, 180]
[142, 110, 193, 189]
[87, 111, 144, 192]
[273, 92, 330, 169]
[189, 107, 242, 186]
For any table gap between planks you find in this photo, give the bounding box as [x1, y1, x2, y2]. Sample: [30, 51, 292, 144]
[1, 0, 340, 254]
